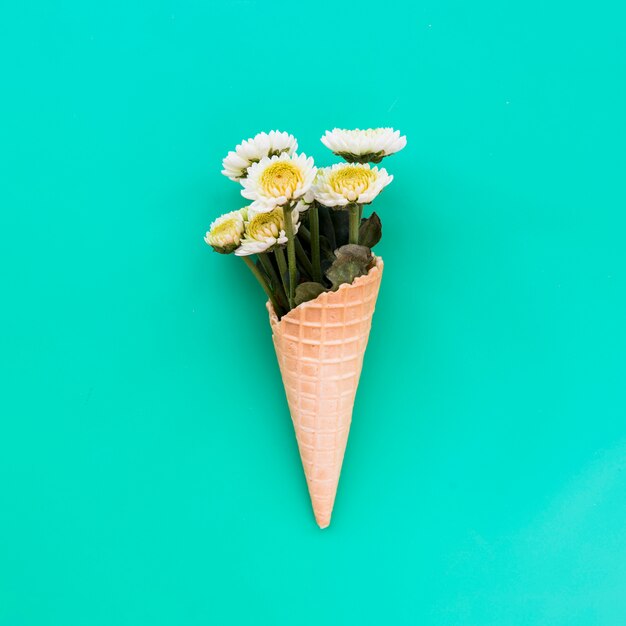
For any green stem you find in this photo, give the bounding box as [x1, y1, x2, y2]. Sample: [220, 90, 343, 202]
[258, 252, 288, 312]
[283, 204, 297, 308]
[294, 237, 314, 279]
[348, 204, 360, 245]
[297, 224, 311, 244]
[241, 256, 281, 313]
[274, 246, 291, 310]
[309, 203, 322, 283]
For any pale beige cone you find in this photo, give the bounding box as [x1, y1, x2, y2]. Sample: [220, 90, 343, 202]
[267, 257, 384, 528]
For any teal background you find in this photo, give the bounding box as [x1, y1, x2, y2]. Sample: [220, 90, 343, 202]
[1, 0, 625, 624]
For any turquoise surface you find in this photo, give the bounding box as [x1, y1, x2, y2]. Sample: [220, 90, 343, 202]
[1, 0, 626, 624]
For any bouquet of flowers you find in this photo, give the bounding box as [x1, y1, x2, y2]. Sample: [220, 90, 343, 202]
[205, 128, 406, 528]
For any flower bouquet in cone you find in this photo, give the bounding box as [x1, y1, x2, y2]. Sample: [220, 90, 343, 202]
[204, 128, 406, 528]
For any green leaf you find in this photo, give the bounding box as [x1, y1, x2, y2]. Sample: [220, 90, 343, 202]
[325, 245, 373, 290]
[335, 244, 372, 263]
[359, 212, 382, 248]
[335, 150, 386, 164]
[319, 235, 335, 261]
[294, 282, 327, 306]
[319, 236, 335, 280]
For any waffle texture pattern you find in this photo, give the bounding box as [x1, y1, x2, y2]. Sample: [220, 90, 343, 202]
[267, 257, 384, 528]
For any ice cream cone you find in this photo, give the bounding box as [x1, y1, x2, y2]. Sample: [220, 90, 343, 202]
[267, 257, 384, 528]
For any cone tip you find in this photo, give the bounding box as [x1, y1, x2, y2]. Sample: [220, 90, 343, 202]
[315, 514, 331, 529]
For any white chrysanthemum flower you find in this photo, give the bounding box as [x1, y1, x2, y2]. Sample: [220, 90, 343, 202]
[235, 206, 300, 256]
[221, 130, 297, 181]
[240, 152, 317, 211]
[312, 163, 393, 208]
[294, 196, 313, 214]
[293, 173, 320, 212]
[321, 128, 407, 163]
[204, 207, 248, 254]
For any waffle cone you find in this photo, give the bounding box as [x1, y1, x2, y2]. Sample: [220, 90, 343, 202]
[267, 257, 384, 528]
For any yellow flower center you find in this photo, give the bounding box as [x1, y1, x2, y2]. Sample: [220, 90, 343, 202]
[211, 218, 241, 243]
[248, 208, 284, 240]
[329, 166, 376, 200]
[260, 162, 303, 197]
